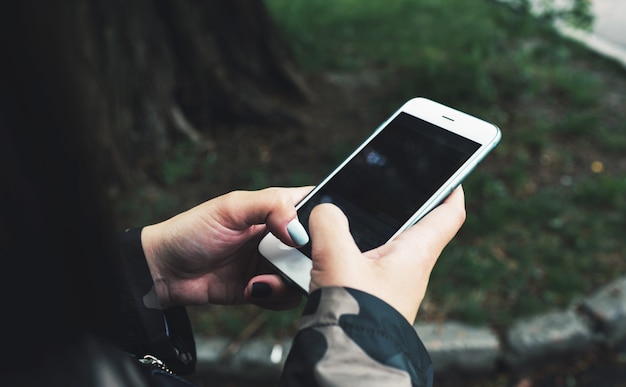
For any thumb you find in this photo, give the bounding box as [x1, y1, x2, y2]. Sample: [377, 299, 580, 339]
[308, 203, 362, 291]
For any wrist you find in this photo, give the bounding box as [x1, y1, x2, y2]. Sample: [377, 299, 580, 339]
[141, 224, 173, 309]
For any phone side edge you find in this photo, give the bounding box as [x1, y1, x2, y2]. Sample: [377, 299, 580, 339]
[258, 233, 311, 295]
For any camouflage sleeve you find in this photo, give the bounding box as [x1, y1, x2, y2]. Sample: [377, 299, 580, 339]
[280, 287, 433, 387]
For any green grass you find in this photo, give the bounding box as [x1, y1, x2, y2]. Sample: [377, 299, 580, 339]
[437, 173, 626, 326]
[118, 0, 626, 336]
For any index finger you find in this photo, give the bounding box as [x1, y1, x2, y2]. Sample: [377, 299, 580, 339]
[394, 185, 466, 254]
[218, 186, 313, 244]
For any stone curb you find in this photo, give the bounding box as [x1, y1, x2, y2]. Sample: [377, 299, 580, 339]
[497, 0, 626, 69]
[194, 337, 292, 383]
[192, 276, 626, 383]
[555, 20, 626, 70]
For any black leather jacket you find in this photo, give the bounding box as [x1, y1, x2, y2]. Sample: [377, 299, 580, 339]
[10, 228, 433, 387]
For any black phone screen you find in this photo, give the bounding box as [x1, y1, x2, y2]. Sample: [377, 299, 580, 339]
[297, 112, 480, 256]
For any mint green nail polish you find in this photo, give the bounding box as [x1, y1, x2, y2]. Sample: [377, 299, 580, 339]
[287, 219, 309, 246]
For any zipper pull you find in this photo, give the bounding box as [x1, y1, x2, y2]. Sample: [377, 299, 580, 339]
[139, 354, 174, 375]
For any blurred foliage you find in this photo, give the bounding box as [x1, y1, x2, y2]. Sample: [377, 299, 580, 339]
[265, 0, 625, 328]
[119, 0, 625, 336]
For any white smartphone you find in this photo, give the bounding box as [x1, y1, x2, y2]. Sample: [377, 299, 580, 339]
[259, 97, 501, 294]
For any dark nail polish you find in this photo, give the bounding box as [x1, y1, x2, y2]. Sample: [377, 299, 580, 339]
[251, 282, 273, 298]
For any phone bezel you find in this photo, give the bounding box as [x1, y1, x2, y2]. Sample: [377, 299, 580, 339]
[259, 97, 501, 294]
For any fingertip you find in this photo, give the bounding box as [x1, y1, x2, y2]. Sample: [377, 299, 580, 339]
[265, 186, 313, 247]
[261, 188, 305, 246]
[401, 186, 467, 249]
[250, 282, 273, 298]
[309, 203, 347, 226]
[308, 203, 360, 263]
[245, 275, 303, 310]
[446, 185, 467, 225]
[450, 184, 465, 202]
[287, 218, 309, 246]
[245, 275, 289, 300]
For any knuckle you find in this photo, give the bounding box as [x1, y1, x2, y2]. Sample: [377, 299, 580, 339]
[221, 189, 247, 206]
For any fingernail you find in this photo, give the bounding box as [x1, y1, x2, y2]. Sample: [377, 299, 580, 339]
[287, 218, 309, 246]
[251, 282, 273, 298]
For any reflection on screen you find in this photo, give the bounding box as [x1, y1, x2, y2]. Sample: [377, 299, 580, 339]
[298, 112, 480, 256]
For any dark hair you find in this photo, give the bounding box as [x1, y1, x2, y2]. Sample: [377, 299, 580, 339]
[0, 2, 119, 371]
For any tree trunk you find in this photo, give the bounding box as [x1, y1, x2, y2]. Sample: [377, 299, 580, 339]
[47, 0, 310, 187]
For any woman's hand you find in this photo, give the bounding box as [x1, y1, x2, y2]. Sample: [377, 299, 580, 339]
[141, 187, 311, 310]
[308, 186, 466, 324]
